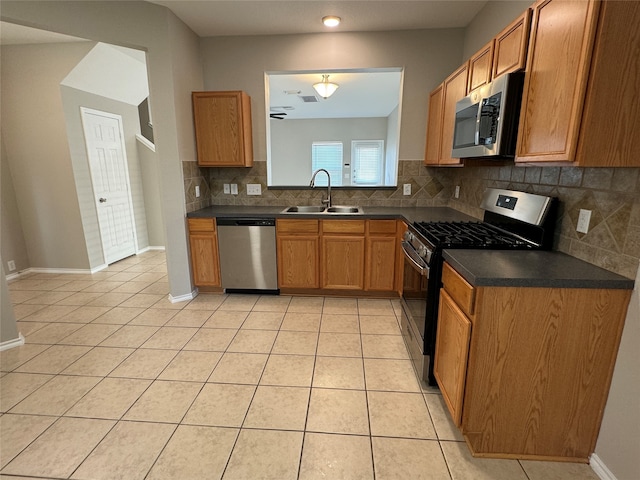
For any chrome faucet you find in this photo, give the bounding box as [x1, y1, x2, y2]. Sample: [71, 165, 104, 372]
[310, 168, 332, 207]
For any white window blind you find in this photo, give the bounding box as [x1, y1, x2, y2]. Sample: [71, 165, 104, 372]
[311, 142, 343, 186]
[352, 140, 384, 185]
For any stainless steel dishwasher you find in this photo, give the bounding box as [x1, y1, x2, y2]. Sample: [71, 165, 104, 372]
[215, 217, 279, 294]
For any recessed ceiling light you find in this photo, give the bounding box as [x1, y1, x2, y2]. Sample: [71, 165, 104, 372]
[322, 16, 341, 27]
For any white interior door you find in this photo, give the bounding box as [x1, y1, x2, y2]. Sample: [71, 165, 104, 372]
[81, 108, 137, 265]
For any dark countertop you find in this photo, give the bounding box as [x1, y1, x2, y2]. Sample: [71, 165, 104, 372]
[187, 204, 635, 290]
[187, 205, 477, 224]
[443, 250, 635, 290]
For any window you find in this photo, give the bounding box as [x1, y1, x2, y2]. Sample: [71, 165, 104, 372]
[311, 142, 343, 186]
[351, 140, 384, 186]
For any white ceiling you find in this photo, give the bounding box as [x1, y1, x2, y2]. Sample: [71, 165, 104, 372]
[149, 1, 488, 37]
[269, 69, 403, 119]
[1, 1, 488, 44]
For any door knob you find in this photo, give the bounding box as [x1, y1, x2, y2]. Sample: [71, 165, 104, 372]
[99, 198, 107, 203]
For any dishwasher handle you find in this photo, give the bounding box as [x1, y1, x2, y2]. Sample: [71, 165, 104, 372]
[215, 217, 276, 227]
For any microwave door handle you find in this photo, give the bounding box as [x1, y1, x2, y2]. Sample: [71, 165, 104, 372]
[475, 102, 483, 146]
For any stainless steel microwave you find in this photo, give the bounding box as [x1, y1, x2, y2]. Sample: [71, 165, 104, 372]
[451, 71, 524, 159]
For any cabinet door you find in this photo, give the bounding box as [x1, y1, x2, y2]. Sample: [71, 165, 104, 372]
[189, 232, 221, 287]
[516, 0, 600, 163]
[322, 236, 365, 290]
[439, 63, 468, 166]
[492, 9, 531, 78]
[365, 236, 396, 291]
[434, 289, 472, 427]
[277, 235, 319, 289]
[424, 84, 444, 165]
[192, 91, 253, 167]
[468, 41, 494, 93]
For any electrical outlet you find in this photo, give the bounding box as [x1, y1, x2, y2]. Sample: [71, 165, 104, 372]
[230, 184, 238, 195]
[246, 184, 262, 195]
[454, 185, 460, 199]
[403, 184, 411, 196]
[223, 184, 230, 194]
[577, 209, 592, 234]
[7, 260, 16, 272]
[195, 185, 200, 198]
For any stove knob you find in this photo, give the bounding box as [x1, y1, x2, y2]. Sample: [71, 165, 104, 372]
[417, 245, 428, 258]
[403, 231, 413, 242]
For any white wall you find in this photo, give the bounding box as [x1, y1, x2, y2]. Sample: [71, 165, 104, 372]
[200, 29, 466, 166]
[270, 117, 387, 186]
[137, 139, 165, 247]
[1, 134, 29, 273]
[594, 267, 640, 480]
[1, 0, 203, 298]
[1, 42, 96, 270]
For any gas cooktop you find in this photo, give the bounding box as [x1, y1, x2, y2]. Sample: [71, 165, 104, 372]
[413, 221, 533, 249]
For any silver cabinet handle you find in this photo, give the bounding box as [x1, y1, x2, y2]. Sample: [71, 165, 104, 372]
[99, 198, 107, 203]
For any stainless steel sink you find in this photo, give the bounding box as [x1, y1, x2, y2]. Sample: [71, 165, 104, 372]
[325, 206, 363, 214]
[280, 205, 363, 214]
[281, 206, 326, 213]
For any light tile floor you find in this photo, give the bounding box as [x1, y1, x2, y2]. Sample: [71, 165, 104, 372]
[1, 251, 600, 480]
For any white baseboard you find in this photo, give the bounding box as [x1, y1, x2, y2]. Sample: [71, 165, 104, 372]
[590, 454, 618, 480]
[29, 267, 97, 275]
[137, 246, 165, 254]
[91, 264, 108, 273]
[0, 333, 25, 352]
[169, 289, 197, 304]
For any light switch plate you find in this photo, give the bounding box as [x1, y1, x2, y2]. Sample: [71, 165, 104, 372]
[223, 184, 230, 194]
[247, 184, 262, 195]
[195, 185, 200, 198]
[455, 186, 460, 199]
[403, 184, 411, 196]
[231, 184, 238, 195]
[577, 209, 592, 233]
[7, 260, 16, 272]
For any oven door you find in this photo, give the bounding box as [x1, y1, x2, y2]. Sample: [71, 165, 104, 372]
[400, 240, 431, 383]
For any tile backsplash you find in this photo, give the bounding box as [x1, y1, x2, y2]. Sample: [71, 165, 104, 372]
[437, 165, 640, 280]
[183, 159, 640, 279]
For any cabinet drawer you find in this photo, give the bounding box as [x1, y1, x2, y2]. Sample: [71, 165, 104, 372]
[188, 218, 216, 233]
[322, 219, 366, 234]
[277, 219, 319, 234]
[367, 219, 397, 235]
[442, 262, 476, 317]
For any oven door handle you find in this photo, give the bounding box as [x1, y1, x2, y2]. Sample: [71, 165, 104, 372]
[401, 241, 430, 277]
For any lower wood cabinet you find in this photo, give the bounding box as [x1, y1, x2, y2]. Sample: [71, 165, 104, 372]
[321, 220, 365, 290]
[434, 289, 472, 427]
[276, 219, 320, 289]
[187, 218, 221, 288]
[435, 261, 631, 462]
[276, 218, 399, 295]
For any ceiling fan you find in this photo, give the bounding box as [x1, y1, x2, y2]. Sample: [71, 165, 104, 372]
[270, 112, 287, 120]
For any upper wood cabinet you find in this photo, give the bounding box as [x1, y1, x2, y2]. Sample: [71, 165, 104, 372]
[424, 85, 444, 165]
[467, 41, 494, 93]
[492, 9, 531, 78]
[424, 63, 468, 166]
[516, 0, 640, 166]
[192, 91, 254, 167]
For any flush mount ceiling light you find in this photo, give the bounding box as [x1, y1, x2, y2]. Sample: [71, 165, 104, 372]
[322, 15, 341, 27]
[313, 74, 339, 99]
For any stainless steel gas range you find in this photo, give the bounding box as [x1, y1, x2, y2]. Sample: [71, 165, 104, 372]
[400, 188, 557, 386]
